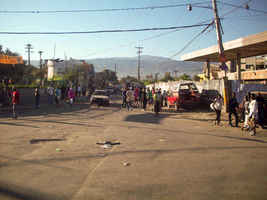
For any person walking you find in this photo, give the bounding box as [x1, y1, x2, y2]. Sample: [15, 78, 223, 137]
[55, 87, 61, 106]
[142, 88, 147, 111]
[121, 88, 127, 108]
[126, 88, 133, 111]
[47, 86, 54, 104]
[12, 87, 20, 119]
[34, 87, 40, 108]
[153, 90, 161, 116]
[248, 94, 258, 136]
[68, 88, 75, 107]
[228, 92, 239, 127]
[242, 95, 250, 130]
[213, 94, 223, 126]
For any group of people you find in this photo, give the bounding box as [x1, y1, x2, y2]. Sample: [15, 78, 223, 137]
[44, 85, 80, 108]
[212, 91, 265, 136]
[121, 86, 168, 115]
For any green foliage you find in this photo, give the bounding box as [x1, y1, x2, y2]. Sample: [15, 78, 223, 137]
[178, 73, 191, 80]
[142, 79, 154, 86]
[160, 72, 174, 82]
[192, 74, 201, 82]
[95, 69, 118, 89]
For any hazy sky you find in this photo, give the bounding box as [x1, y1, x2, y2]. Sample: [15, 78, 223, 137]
[1, 0, 267, 61]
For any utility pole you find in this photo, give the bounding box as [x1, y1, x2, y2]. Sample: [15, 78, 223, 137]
[212, 0, 229, 113]
[135, 46, 143, 81]
[38, 51, 43, 87]
[212, 0, 225, 65]
[114, 64, 117, 75]
[25, 44, 33, 66]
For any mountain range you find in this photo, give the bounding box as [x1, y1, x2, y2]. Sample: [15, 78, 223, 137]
[31, 55, 204, 79]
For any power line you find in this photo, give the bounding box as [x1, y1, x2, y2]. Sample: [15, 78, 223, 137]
[170, 21, 214, 58]
[0, 1, 211, 14]
[0, 23, 210, 35]
[217, 0, 267, 15]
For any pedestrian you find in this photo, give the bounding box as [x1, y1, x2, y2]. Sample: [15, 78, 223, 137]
[142, 88, 147, 111]
[256, 93, 265, 129]
[147, 88, 153, 105]
[163, 90, 167, 107]
[12, 87, 20, 119]
[126, 88, 133, 111]
[153, 90, 161, 115]
[228, 92, 239, 127]
[47, 86, 54, 104]
[213, 94, 223, 126]
[248, 94, 258, 136]
[34, 87, 40, 108]
[68, 88, 75, 107]
[121, 88, 127, 108]
[242, 95, 250, 130]
[55, 87, 61, 106]
[77, 84, 81, 97]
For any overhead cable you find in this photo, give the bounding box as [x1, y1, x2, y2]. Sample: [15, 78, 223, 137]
[0, 1, 211, 14]
[170, 21, 214, 58]
[0, 23, 210, 35]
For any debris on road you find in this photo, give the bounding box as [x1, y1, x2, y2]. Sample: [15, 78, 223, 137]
[56, 148, 62, 152]
[29, 138, 65, 144]
[159, 139, 166, 142]
[96, 141, 121, 149]
[123, 162, 130, 166]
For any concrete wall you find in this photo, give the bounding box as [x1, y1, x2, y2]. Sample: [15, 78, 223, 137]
[147, 80, 224, 96]
[231, 80, 267, 103]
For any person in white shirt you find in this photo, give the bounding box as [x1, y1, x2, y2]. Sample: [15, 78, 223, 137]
[213, 94, 223, 125]
[248, 94, 258, 136]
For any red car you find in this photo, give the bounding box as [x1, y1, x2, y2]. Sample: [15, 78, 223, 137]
[167, 82, 200, 110]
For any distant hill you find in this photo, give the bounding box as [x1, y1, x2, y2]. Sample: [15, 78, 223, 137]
[87, 55, 203, 78]
[31, 55, 204, 79]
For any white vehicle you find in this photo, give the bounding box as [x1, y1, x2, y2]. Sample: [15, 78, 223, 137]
[90, 90, 110, 106]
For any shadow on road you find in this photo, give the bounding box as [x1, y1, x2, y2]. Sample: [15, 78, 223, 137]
[124, 113, 171, 124]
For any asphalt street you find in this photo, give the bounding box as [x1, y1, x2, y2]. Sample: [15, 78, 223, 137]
[0, 99, 267, 200]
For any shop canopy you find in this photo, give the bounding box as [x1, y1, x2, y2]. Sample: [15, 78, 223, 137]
[0, 54, 24, 65]
[181, 31, 267, 62]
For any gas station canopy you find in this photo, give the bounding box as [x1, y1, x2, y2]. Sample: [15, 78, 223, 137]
[181, 31, 267, 62]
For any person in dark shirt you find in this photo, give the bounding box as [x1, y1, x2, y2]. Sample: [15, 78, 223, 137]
[256, 93, 265, 128]
[228, 92, 239, 127]
[12, 87, 20, 119]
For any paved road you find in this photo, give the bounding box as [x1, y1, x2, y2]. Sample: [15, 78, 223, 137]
[0, 99, 267, 200]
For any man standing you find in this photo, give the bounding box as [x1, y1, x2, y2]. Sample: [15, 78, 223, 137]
[228, 92, 239, 127]
[12, 87, 20, 119]
[34, 87, 40, 108]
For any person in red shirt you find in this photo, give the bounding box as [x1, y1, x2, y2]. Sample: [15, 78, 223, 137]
[12, 87, 20, 119]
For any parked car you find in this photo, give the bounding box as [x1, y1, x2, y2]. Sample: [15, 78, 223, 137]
[200, 89, 220, 105]
[90, 90, 110, 106]
[167, 82, 201, 110]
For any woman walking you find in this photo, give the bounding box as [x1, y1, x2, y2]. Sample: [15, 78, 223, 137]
[213, 94, 223, 126]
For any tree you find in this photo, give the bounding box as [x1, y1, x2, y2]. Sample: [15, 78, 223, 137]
[95, 69, 118, 89]
[178, 73, 191, 80]
[160, 72, 174, 82]
[192, 74, 201, 82]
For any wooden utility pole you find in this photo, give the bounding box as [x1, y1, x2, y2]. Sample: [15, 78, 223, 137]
[38, 51, 43, 87]
[25, 44, 33, 66]
[212, 0, 229, 112]
[136, 46, 143, 81]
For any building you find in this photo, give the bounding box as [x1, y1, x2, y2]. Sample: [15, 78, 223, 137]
[181, 31, 267, 84]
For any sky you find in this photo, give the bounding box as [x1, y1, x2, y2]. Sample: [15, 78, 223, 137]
[1, 0, 267, 61]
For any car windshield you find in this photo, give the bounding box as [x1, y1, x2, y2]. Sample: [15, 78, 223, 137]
[94, 91, 107, 96]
